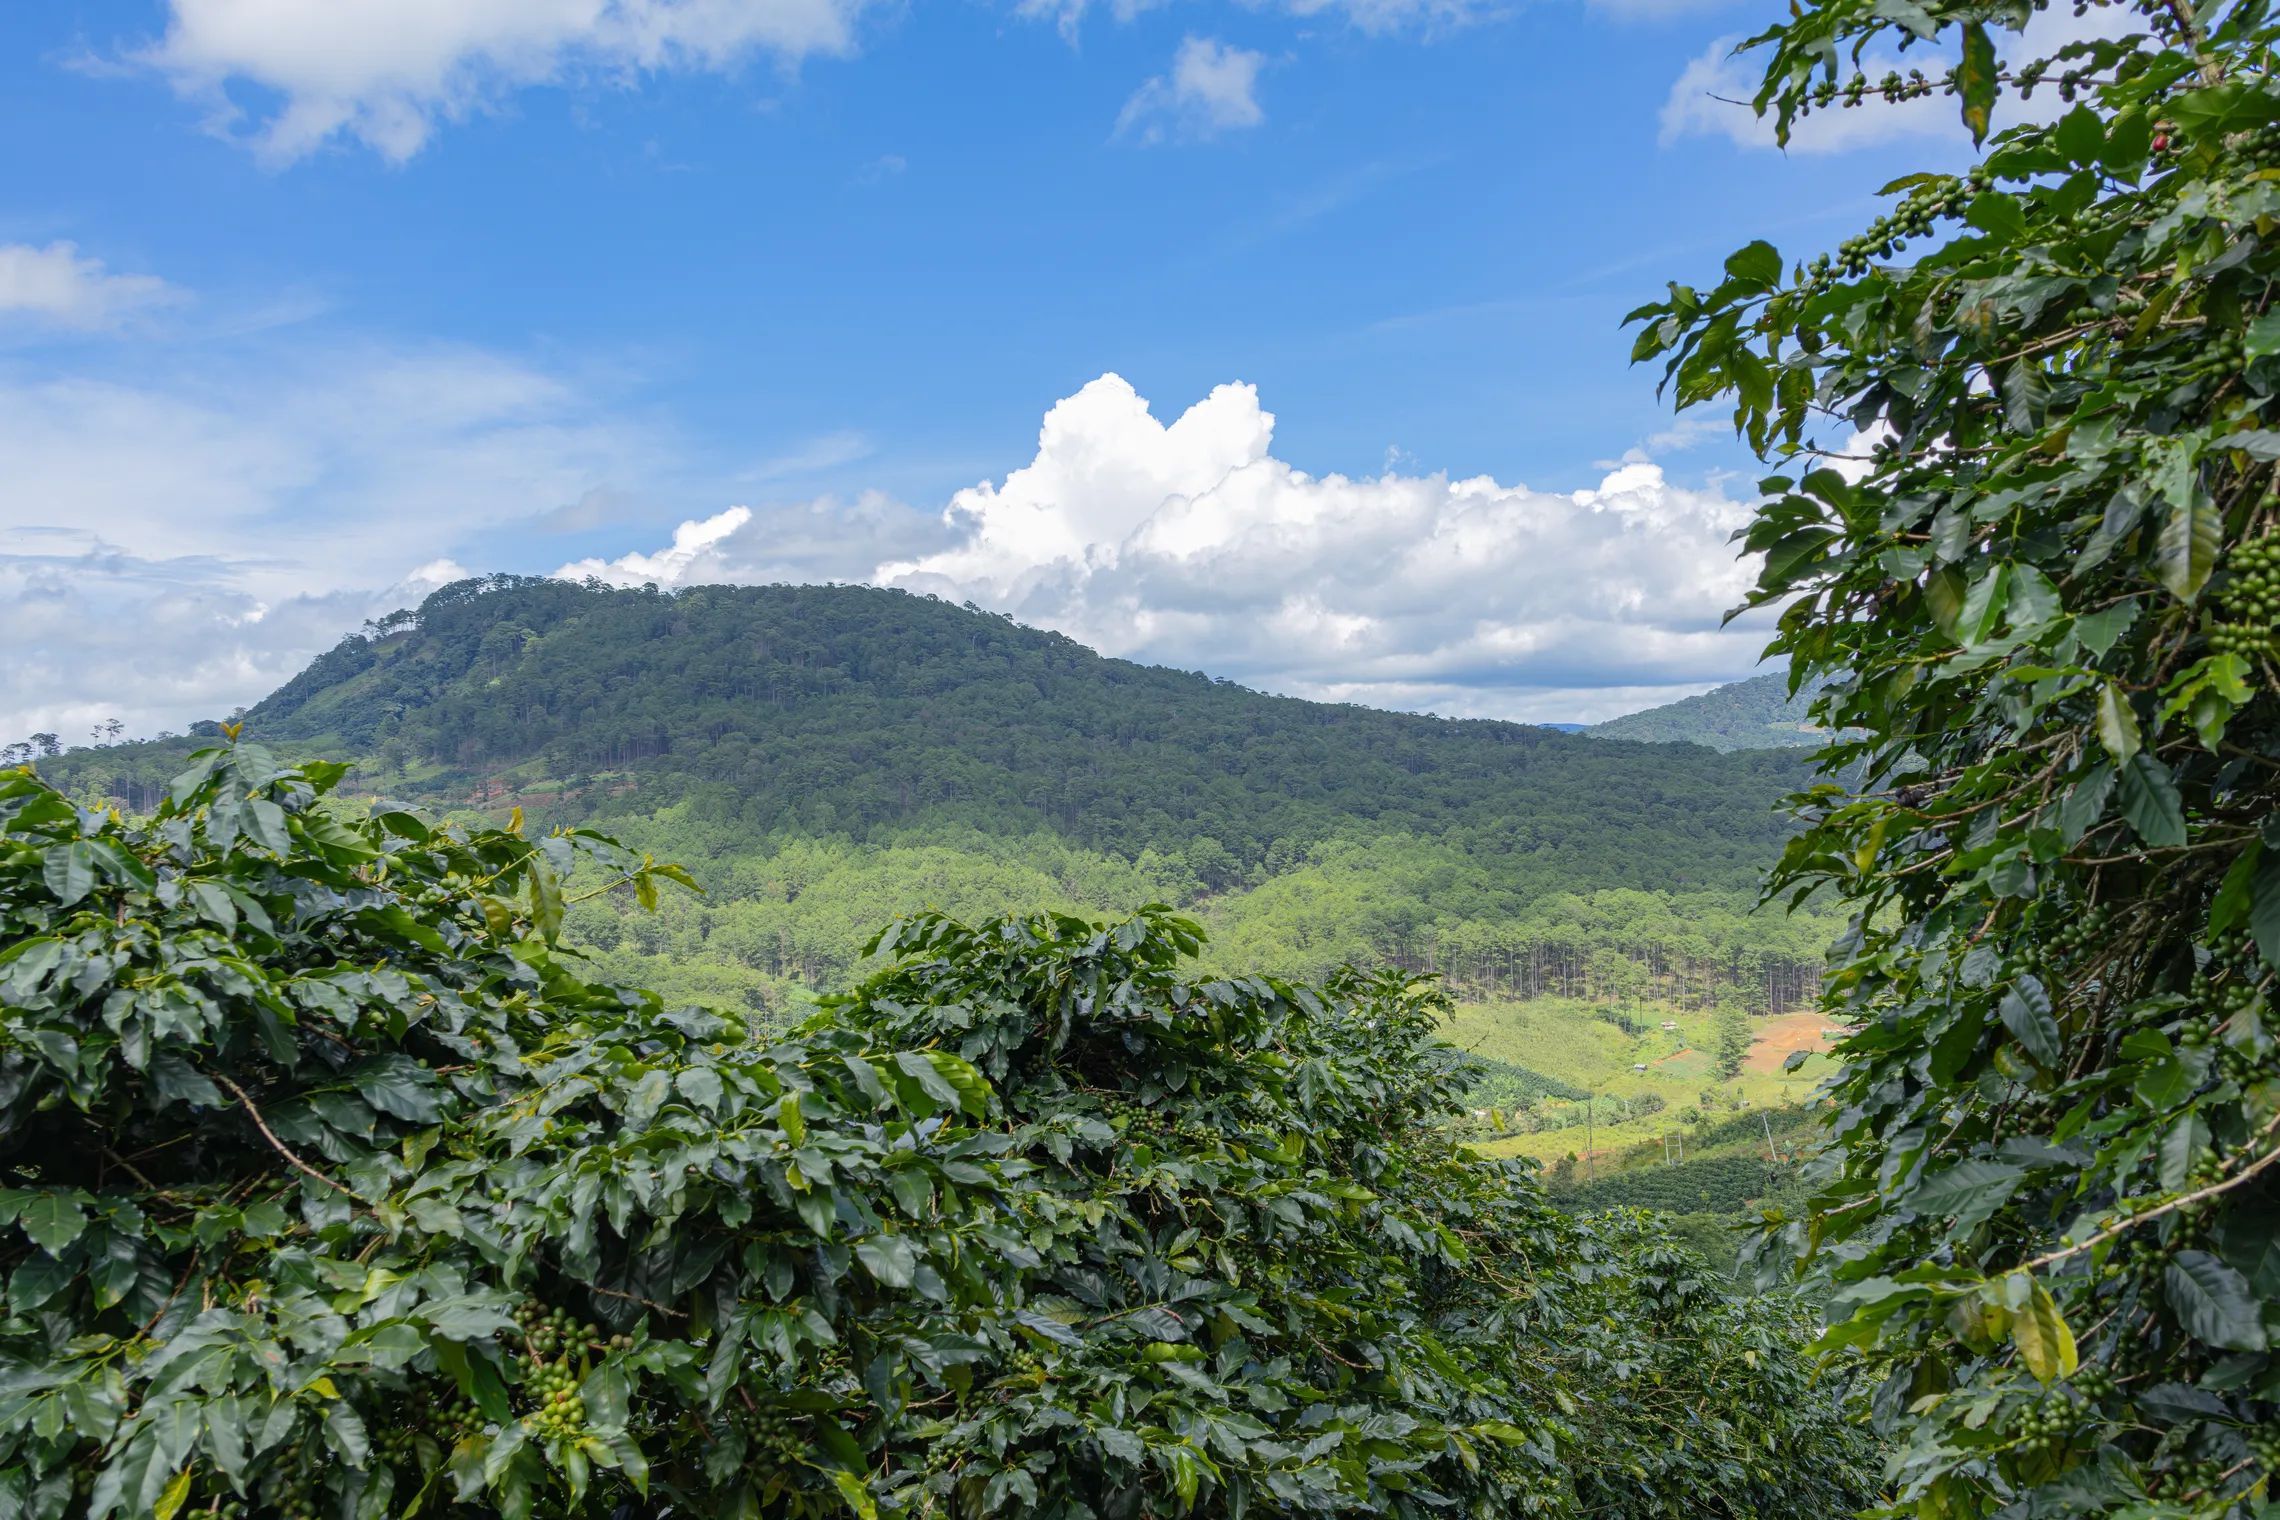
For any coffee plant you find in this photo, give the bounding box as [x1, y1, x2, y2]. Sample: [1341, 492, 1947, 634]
[0, 740, 1873, 1519]
[1631, 0, 2280, 1514]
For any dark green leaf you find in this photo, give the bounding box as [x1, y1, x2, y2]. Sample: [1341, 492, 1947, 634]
[1999, 978, 2063, 1067]
[351, 1053, 441, 1122]
[17, 1194, 86, 1256]
[1908, 1160, 2025, 1232]
[2164, 1251, 2268, 1351]
[2116, 754, 2187, 849]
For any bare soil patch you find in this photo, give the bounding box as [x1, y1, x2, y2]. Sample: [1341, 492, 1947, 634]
[1745, 1011, 1840, 1073]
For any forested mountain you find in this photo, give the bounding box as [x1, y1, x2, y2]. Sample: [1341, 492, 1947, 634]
[237, 576, 1816, 887]
[38, 577, 1840, 1018]
[1584, 673, 1828, 751]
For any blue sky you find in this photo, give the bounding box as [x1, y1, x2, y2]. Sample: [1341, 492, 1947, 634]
[0, 0, 1990, 741]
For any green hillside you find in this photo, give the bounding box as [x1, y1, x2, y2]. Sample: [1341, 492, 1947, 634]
[38, 577, 1842, 1026]
[1585, 673, 1831, 751]
[231, 576, 1818, 881]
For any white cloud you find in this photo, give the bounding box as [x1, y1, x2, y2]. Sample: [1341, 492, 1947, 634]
[559, 505, 752, 584]
[143, 0, 868, 163]
[1117, 37, 1267, 144]
[0, 243, 181, 332]
[553, 490, 959, 586]
[0, 546, 459, 748]
[595, 375, 1774, 723]
[0, 340, 670, 737]
[8, 353, 1772, 737]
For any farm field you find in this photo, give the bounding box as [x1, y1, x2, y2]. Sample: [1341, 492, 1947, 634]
[1439, 995, 1834, 1165]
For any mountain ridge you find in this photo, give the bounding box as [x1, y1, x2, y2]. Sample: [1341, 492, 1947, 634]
[109, 576, 1825, 894]
[1585, 673, 1829, 752]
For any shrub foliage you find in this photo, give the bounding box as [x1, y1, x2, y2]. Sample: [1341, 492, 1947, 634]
[1633, 0, 2280, 1513]
[0, 743, 1870, 1520]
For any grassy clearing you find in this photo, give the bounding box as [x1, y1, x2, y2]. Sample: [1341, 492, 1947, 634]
[1439, 995, 1833, 1164]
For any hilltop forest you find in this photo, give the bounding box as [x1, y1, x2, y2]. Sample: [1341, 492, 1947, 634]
[38, 579, 1843, 1023]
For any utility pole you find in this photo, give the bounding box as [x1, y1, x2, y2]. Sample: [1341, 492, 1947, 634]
[1762, 1110, 1781, 1165]
[1585, 1091, 1594, 1183]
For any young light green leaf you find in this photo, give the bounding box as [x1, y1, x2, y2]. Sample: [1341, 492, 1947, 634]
[2095, 685, 2142, 762]
[2009, 1276, 2078, 1383]
[832, 1471, 880, 1520]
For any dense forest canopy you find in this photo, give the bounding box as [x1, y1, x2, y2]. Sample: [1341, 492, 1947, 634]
[217, 577, 1812, 890]
[1582, 675, 1832, 752]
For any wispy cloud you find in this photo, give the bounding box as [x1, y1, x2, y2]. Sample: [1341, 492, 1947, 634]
[0, 243, 182, 332]
[1117, 37, 1266, 145]
[0, 334, 671, 735]
[1027, 0, 1497, 41]
[739, 430, 873, 481]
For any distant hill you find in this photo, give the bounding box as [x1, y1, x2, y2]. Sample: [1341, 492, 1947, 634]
[1584, 674, 1830, 752]
[54, 577, 1819, 895]
[37, 578, 1845, 1019]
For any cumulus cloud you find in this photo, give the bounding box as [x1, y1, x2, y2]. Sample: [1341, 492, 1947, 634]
[0, 243, 182, 332]
[553, 491, 959, 587]
[561, 505, 752, 584]
[593, 375, 1772, 723]
[14, 354, 1771, 736]
[1117, 37, 1267, 143]
[142, 0, 868, 163]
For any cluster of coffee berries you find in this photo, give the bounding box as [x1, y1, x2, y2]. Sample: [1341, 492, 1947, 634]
[2069, 1364, 2117, 1400]
[515, 1299, 601, 1357]
[2250, 1423, 2280, 1473]
[747, 1405, 809, 1468]
[1812, 169, 1988, 279]
[2008, 1401, 2074, 1457]
[2178, 326, 2248, 383]
[2218, 120, 2280, 173]
[260, 1463, 327, 1520]
[373, 1424, 425, 1469]
[2211, 536, 2280, 658]
[2148, 1455, 2228, 1499]
[524, 1355, 586, 1440]
[434, 1392, 486, 1447]
[1806, 67, 1937, 112]
[2033, 903, 2113, 971]
[197, 1498, 249, 1519]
